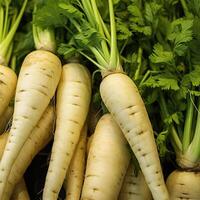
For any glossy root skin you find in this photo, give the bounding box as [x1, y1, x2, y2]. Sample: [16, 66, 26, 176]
[81, 114, 130, 200]
[100, 73, 169, 200]
[43, 63, 91, 200]
[0, 50, 61, 198]
[166, 170, 200, 200]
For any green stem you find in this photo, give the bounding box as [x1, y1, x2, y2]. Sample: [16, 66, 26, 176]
[2, 2, 10, 39]
[33, 25, 56, 53]
[159, 92, 182, 152]
[188, 101, 200, 161]
[139, 70, 151, 87]
[78, 50, 106, 70]
[182, 96, 194, 153]
[91, 47, 109, 67]
[0, 6, 4, 42]
[81, 0, 96, 27]
[134, 47, 143, 80]
[98, 11, 111, 41]
[5, 42, 13, 65]
[11, 55, 16, 71]
[91, 0, 110, 62]
[108, 0, 119, 70]
[0, 0, 28, 65]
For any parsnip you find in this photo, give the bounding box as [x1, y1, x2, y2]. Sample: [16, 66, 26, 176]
[0, 50, 61, 197]
[2, 106, 54, 200]
[65, 125, 87, 200]
[0, 106, 14, 134]
[100, 73, 168, 200]
[119, 161, 152, 200]
[0, 66, 16, 118]
[81, 114, 130, 200]
[43, 63, 91, 200]
[166, 170, 200, 200]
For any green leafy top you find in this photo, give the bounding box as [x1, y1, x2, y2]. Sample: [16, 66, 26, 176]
[0, 0, 28, 66]
[135, 0, 200, 168]
[33, 0, 126, 74]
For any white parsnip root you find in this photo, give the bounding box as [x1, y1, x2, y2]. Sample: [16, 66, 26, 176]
[0, 50, 61, 198]
[43, 63, 91, 200]
[0, 66, 17, 118]
[81, 114, 130, 200]
[0, 106, 14, 134]
[65, 125, 87, 200]
[166, 170, 200, 200]
[2, 105, 54, 200]
[100, 73, 169, 200]
[119, 161, 152, 200]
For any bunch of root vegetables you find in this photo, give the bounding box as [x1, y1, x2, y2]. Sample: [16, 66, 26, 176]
[0, 0, 200, 200]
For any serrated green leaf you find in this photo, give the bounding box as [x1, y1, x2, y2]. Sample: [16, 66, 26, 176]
[164, 112, 182, 125]
[33, 0, 68, 28]
[182, 68, 200, 87]
[128, 5, 144, 25]
[58, 43, 76, 59]
[167, 19, 193, 56]
[143, 73, 179, 90]
[58, 2, 83, 19]
[150, 43, 174, 64]
[130, 23, 152, 36]
[116, 18, 132, 40]
[156, 130, 169, 158]
[145, 2, 162, 24]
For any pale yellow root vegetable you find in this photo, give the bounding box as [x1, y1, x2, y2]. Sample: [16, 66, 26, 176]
[11, 179, 30, 200]
[0, 106, 14, 134]
[65, 125, 87, 200]
[2, 106, 54, 200]
[43, 63, 91, 200]
[0, 132, 9, 158]
[100, 73, 169, 200]
[166, 170, 200, 200]
[0, 66, 17, 118]
[119, 161, 152, 200]
[81, 114, 130, 200]
[0, 50, 61, 197]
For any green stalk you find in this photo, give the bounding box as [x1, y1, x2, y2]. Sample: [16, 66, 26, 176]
[11, 55, 16, 71]
[91, 0, 110, 62]
[98, 11, 111, 41]
[108, 0, 119, 70]
[33, 5, 56, 53]
[0, 6, 4, 42]
[90, 47, 109, 67]
[2, 2, 10, 39]
[134, 47, 143, 80]
[0, 0, 28, 65]
[81, 0, 96, 27]
[182, 96, 194, 153]
[32, 25, 56, 53]
[187, 101, 200, 162]
[159, 93, 182, 152]
[78, 50, 106, 70]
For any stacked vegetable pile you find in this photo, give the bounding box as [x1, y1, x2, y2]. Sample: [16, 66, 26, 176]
[0, 0, 199, 199]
